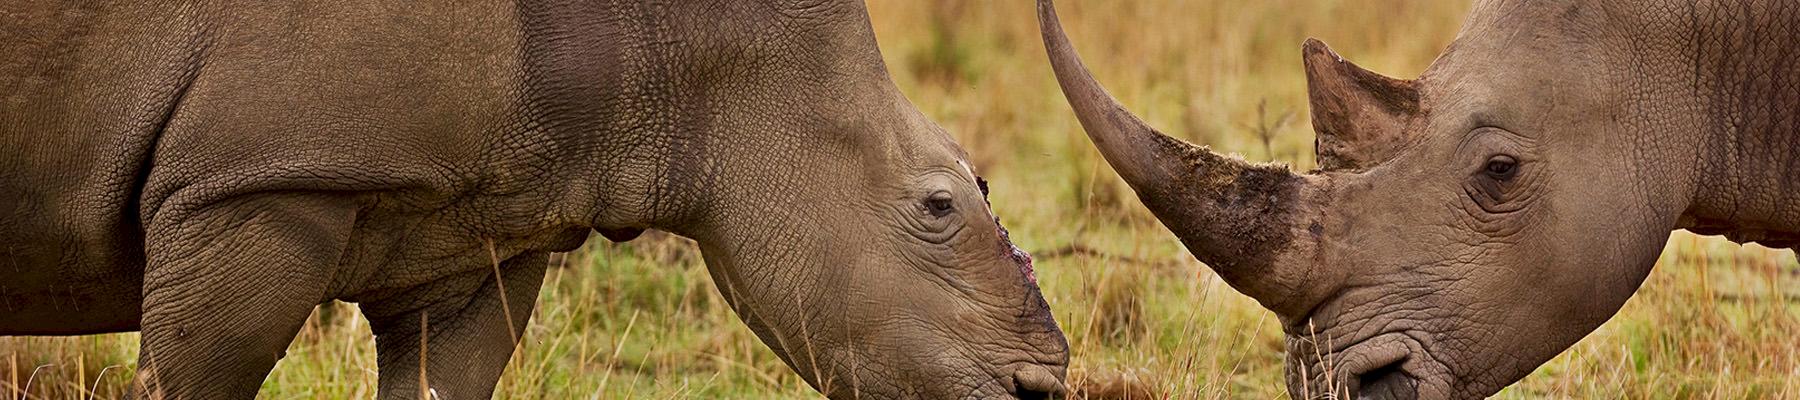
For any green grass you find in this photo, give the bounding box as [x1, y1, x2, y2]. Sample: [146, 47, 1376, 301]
[5, 0, 1798, 398]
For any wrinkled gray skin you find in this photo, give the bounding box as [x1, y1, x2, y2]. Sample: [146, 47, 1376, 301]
[1040, 0, 1797, 398]
[0, 1, 1068, 398]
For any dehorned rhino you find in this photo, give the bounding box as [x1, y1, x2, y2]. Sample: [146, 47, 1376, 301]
[0, 1, 1069, 398]
[1038, 0, 1797, 398]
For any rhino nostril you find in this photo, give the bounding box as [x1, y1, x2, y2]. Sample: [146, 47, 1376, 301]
[1356, 359, 1405, 388]
[1333, 333, 1414, 398]
[1351, 358, 1420, 400]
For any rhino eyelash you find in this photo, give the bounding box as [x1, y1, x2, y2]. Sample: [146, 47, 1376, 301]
[926, 197, 954, 217]
[1483, 156, 1519, 181]
[921, 190, 956, 218]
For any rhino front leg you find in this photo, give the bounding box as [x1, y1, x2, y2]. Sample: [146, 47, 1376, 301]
[359, 252, 546, 400]
[134, 193, 354, 398]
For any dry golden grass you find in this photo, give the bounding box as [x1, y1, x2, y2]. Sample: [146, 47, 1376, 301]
[6, 0, 1798, 398]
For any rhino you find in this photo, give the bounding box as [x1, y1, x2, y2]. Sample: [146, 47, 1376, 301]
[1038, 0, 1796, 398]
[0, 0, 1070, 398]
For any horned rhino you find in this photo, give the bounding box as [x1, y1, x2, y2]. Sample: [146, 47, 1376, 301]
[0, 0, 1069, 398]
[1039, 0, 1797, 398]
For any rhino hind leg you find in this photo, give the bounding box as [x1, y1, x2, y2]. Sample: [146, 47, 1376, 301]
[133, 193, 354, 398]
[358, 253, 547, 400]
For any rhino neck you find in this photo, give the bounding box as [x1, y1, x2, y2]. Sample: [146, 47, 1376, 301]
[1642, 0, 1800, 249]
[507, 0, 676, 233]
[514, 0, 893, 237]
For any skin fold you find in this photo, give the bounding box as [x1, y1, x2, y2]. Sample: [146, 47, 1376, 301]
[0, 0, 1068, 398]
[1038, 0, 1797, 398]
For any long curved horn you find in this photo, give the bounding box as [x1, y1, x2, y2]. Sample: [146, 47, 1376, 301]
[1037, 0, 1311, 304]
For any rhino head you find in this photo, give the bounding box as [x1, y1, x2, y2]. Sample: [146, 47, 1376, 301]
[1037, 0, 1795, 398]
[533, 1, 1069, 398]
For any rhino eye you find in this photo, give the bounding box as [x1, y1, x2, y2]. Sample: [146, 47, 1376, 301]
[1484, 156, 1519, 181]
[925, 193, 955, 217]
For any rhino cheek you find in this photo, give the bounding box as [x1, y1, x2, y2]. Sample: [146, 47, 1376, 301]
[802, 249, 1065, 398]
[1288, 233, 1642, 399]
[930, 250, 1069, 365]
[1278, 188, 1532, 399]
[1278, 269, 1465, 399]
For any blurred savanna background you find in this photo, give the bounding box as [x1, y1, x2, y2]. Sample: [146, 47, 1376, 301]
[5, 0, 1797, 398]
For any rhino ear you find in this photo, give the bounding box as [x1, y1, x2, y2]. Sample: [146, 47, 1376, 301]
[1303, 38, 1421, 171]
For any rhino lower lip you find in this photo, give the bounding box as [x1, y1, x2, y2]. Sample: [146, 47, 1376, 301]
[1008, 365, 1067, 399]
[981, 360, 1067, 399]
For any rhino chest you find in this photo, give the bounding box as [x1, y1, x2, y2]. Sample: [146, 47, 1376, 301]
[325, 199, 587, 303]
